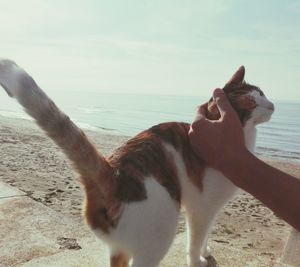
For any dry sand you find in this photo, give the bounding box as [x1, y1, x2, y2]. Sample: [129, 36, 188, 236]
[0, 115, 298, 264]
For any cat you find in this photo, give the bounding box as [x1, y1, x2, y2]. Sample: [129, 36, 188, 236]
[0, 60, 274, 267]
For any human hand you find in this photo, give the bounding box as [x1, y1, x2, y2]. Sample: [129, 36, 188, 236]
[189, 88, 247, 173]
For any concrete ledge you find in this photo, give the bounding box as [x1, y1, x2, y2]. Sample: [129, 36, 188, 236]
[0, 183, 291, 267]
[20, 242, 109, 267]
[281, 229, 300, 266]
[0, 182, 108, 267]
[0, 182, 26, 202]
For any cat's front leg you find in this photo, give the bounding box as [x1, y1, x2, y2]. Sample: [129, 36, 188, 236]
[187, 245, 211, 267]
[185, 205, 216, 267]
[186, 211, 211, 267]
[187, 255, 208, 267]
[202, 245, 211, 258]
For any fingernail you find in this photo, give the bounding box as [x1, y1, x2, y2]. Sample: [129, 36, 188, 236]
[213, 88, 223, 99]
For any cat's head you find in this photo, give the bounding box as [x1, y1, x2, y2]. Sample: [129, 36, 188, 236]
[207, 66, 274, 126]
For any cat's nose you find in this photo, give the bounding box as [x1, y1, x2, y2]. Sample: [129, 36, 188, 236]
[268, 103, 275, 111]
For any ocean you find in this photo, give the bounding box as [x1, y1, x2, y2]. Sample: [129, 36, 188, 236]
[0, 90, 299, 162]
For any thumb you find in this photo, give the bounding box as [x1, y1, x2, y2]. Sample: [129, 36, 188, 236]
[195, 103, 208, 120]
[213, 88, 235, 118]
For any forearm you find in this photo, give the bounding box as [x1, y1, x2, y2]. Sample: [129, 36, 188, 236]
[223, 152, 300, 231]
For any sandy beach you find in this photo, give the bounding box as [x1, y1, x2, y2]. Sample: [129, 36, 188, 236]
[0, 115, 298, 264]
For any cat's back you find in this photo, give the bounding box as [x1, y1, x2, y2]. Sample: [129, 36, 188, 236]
[107, 122, 204, 205]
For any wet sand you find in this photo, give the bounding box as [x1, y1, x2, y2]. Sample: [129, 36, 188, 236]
[0, 115, 298, 263]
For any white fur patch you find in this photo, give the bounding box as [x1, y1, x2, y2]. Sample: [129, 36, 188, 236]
[163, 143, 240, 266]
[93, 178, 179, 264]
[247, 90, 274, 124]
[0, 59, 26, 97]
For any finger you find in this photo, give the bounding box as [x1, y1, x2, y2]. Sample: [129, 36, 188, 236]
[190, 104, 209, 132]
[195, 103, 208, 119]
[213, 88, 235, 118]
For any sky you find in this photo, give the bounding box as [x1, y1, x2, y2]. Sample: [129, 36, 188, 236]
[0, 0, 299, 101]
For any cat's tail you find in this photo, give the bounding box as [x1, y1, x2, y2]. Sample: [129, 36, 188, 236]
[0, 60, 117, 209]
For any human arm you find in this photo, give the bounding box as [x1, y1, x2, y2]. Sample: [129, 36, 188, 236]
[189, 89, 300, 231]
[228, 151, 300, 231]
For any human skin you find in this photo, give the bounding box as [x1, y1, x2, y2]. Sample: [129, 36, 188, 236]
[189, 88, 300, 231]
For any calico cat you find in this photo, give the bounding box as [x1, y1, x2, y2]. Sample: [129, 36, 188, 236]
[0, 60, 274, 267]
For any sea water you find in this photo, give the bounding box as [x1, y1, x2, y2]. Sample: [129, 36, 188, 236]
[0, 90, 299, 162]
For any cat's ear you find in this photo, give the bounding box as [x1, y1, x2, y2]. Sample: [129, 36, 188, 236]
[226, 66, 245, 86]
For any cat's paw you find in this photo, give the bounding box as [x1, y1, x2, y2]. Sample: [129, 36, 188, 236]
[202, 245, 211, 258]
[188, 256, 208, 267]
[0, 59, 26, 97]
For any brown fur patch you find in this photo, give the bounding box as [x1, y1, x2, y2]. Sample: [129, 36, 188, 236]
[108, 122, 205, 204]
[108, 129, 180, 202]
[149, 123, 205, 191]
[207, 83, 259, 125]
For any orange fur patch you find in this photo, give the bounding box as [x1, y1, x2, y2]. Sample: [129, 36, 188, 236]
[110, 252, 129, 267]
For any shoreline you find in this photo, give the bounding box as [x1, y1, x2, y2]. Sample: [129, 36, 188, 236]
[1, 115, 299, 264]
[0, 114, 299, 164]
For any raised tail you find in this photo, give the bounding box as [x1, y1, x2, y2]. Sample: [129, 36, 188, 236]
[0, 60, 116, 207]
